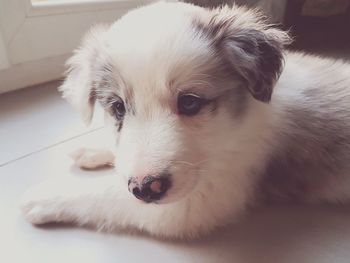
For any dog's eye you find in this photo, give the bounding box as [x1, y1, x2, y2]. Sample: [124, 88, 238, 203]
[112, 101, 126, 119]
[178, 94, 203, 116]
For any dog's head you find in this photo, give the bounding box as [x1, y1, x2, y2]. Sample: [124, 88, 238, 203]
[60, 2, 290, 204]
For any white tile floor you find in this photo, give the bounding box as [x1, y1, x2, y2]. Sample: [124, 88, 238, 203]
[2, 82, 350, 263]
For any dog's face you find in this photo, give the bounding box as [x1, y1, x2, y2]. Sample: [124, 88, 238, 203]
[60, 2, 290, 204]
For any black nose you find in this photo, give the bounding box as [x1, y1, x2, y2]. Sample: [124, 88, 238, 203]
[128, 175, 172, 203]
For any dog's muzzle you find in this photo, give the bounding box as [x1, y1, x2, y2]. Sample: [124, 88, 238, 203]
[128, 174, 172, 203]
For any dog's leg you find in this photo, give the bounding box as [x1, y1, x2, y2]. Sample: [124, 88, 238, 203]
[20, 176, 140, 228]
[20, 176, 207, 238]
[70, 148, 115, 169]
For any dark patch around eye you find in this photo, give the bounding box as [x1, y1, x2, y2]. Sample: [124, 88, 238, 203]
[96, 93, 126, 132]
[208, 99, 218, 114]
[112, 104, 124, 133]
[117, 120, 123, 132]
[112, 101, 126, 119]
[110, 99, 126, 132]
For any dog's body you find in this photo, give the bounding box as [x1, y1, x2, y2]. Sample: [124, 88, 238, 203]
[21, 2, 350, 239]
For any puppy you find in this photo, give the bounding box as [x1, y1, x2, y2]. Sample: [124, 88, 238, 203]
[21, 2, 350, 239]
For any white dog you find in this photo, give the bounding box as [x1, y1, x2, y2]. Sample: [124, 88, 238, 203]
[21, 1, 350, 239]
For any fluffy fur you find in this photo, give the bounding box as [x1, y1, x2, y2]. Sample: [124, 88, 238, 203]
[21, 2, 350, 239]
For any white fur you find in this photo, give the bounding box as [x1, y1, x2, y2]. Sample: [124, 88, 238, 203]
[21, 2, 350, 239]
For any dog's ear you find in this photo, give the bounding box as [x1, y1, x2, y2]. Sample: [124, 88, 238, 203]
[59, 25, 108, 124]
[198, 6, 291, 102]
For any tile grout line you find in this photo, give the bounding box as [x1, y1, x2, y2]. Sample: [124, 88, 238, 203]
[0, 127, 104, 168]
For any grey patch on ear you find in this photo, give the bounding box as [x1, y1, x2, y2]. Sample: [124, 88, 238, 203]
[221, 28, 286, 102]
[194, 9, 291, 103]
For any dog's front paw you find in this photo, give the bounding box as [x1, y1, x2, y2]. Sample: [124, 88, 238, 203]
[20, 183, 64, 225]
[21, 200, 54, 225]
[70, 148, 115, 170]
